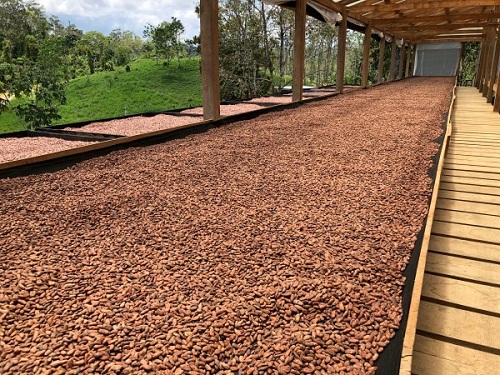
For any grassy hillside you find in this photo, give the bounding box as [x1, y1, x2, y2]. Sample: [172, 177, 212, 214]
[0, 58, 202, 134]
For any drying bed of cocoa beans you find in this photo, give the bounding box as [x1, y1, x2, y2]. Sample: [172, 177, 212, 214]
[0, 137, 98, 164]
[0, 77, 454, 374]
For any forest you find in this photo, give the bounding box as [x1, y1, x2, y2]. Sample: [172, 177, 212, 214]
[0, 0, 479, 130]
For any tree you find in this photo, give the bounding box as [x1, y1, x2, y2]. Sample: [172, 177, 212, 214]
[77, 31, 108, 74]
[144, 18, 185, 67]
[0, 0, 67, 129]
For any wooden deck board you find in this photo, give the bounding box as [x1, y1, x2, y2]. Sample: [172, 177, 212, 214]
[412, 335, 500, 375]
[421, 273, 500, 312]
[416, 301, 500, 350]
[431, 221, 500, 245]
[429, 235, 500, 263]
[425, 252, 500, 285]
[433, 208, 500, 229]
[409, 87, 500, 374]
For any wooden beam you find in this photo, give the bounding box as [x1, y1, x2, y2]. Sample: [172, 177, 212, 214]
[494, 65, 500, 112]
[371, 12, 500, 26]
[387, 22, 492, 32]
[200, 0, 220, 121]
[351, 1, 500, 15]
[487, 28, 500, 103]
[336, 13, 347, 93]
[405, 44, 412, 78]
[378, 37, 386, 83]
[361, 23, 372, 88]
[398, 43, 405, 79]
[389, 38, 397, 81]
[292, 0, 307, 102]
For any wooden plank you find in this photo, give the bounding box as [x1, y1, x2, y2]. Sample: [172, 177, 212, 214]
[434, 208, 500, 230]
[377, 37, 386, 83]
[422, 273, 500, 313]
[417, 301, 500, 350]
[432, 221, 500, 245]
[441, 174, 500, 188]
[444, 162, 500, 175]
[445, 156, 500, 168]
[412, 335, 500, 375]
[292, 0, 306, 102]
[336, 13, 347, 93]
[442, 168, 500, 182]
[429, 235, 500, 263]
[361, 23, 372, 88]
[447, 151, 500, 161]
[440, 180, 500, 196]
[200, 0, 220, 121]
[437, 197, 500, 216]
[426, 251, 500, 286]
[439, 189, 500, 205]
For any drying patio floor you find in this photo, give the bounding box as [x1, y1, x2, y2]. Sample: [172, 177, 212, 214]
[411, 87, 500, 374]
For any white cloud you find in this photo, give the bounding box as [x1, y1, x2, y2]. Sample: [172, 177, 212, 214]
[38, 0, 200, 39]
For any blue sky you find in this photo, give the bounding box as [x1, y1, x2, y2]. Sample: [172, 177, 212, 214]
[37, 0, 200, 39]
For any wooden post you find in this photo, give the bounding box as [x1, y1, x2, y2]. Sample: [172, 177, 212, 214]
[480, 28, 493, 93]
[389, 38, 397, 81]
[494, 67, 500, 112]
[292, 0, 307, 102]
[377, 37, 386, 83]
[361, 24, 372, 88]
[200, 0, 220, 121]
[410, 45, 416, 77]
[482, 27, 495, 96]
[398, 43, 405, 79]
[476, 39, 487, 88]
[336, 13, 347, 93]
[487, 28, 500, 103]
[405, 43, 412, 78]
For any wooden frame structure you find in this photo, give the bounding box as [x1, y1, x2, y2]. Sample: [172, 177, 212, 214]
[200, 1, 500, 118]
[198, 2, 500, 373]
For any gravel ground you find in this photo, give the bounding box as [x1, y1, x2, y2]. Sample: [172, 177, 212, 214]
[0, 77, 453, 374]
[0, 137, 97, 164]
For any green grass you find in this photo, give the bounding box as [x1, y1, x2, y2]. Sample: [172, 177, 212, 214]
[0, 58, 202, 134]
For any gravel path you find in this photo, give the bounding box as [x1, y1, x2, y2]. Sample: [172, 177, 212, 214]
[0, 77, 454, 374]
[0, 137, 97, 164]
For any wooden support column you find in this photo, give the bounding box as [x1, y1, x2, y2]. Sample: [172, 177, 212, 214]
[494, 67, 500, 112]
[389, 38, 397, 81]
[377, 37, 386, 83]
[405, 44, 412, 78]
[482, 27, 495, 97]
[410, 45, 416, 77]
[336, 13, 347, 93]
[398, 43, 405, 79]
[361, 24, 372, 88]
[487, 28, 500, 103]
[476, 40, 487, 88]
[480, 28, 494, 93]
[292, 0, 307, 102]
[200, 0, 220, 121]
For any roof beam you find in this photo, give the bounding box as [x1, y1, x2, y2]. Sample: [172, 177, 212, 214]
[371, 12, 500, 25]
[350, 1, 500, 15]
[387, 22, 494, 32]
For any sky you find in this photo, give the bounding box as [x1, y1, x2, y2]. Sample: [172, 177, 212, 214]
[37, 0, 201, 40]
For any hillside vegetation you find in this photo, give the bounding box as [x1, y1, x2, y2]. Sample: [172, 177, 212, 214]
[0, 58, 202, 133]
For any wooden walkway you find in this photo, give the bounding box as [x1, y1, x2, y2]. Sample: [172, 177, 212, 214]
[410, 87, 500, 374]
